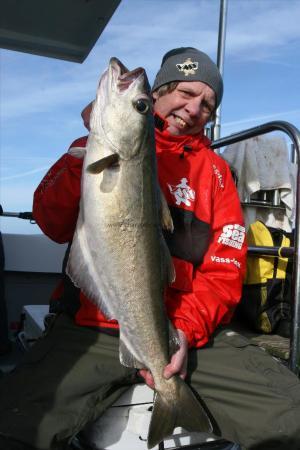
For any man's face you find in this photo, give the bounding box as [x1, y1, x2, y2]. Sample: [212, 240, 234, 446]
[153, 81, 216, 136]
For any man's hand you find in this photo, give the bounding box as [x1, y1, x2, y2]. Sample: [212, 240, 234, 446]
[81, 101, 93, 131]
[139, 329, 188, 390]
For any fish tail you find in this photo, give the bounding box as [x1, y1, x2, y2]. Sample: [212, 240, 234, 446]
[147, 378, 212, 449]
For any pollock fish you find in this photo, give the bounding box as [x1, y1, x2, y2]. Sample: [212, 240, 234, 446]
[66, 57, 212, 448]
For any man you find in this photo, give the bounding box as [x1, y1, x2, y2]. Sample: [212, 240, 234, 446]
[0, 47, 299, 450]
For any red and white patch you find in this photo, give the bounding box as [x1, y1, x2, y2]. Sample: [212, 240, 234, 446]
[217, 224, 245, 250]
[167, 178, 195, 207]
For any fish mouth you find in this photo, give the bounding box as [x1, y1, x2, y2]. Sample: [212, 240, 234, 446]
[110, 57, 146, 93]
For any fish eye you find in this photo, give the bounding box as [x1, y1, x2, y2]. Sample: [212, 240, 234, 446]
[134, 99, 150, 114]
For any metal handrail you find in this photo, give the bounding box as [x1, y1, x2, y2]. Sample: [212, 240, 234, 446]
[247, 246, 294, 258]
[211, 120, 300, 375]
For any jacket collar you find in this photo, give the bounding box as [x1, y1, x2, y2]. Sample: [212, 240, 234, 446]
[154, 113, 211, 154]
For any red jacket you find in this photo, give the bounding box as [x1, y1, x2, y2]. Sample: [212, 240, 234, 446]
[33, 127, 247, 348]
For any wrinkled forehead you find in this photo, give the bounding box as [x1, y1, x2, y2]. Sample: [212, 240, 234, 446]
[177, 80, 216, 101]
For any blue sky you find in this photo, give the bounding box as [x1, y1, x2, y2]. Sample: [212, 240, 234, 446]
[1, 0, 300, 235]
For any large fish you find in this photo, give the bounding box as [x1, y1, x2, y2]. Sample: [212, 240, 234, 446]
[66, 57, 212, 448]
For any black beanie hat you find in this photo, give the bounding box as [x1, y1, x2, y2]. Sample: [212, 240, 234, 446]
[152, 47, 223, 107]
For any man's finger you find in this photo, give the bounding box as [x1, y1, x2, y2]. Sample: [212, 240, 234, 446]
[179, 371, 187, 380]
[139, 369, 155, 390]
[163, 360, 186, 379]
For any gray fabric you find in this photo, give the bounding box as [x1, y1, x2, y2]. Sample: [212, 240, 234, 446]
[0, 314, 300, 450]
[0, 315, 137, 450]
[188, 328, 300, 449]
[152, 47, 223, 107]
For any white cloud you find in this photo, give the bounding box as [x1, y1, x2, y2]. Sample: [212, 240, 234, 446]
[223, 109, 300, 130]
[1, 0, 299, 124]
[225, 0, 300, 61]
[2, 70, 98, 119]
[1, 166, 51, 181]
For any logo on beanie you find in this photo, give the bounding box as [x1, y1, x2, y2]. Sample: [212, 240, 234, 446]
[176, 58, 198, 76]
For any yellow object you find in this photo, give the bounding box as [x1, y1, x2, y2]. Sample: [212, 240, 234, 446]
[245, 221, 290, 284]
[243, 221, 291, 334]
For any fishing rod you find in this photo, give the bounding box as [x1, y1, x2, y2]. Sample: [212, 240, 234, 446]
[0, 204, 35, 222]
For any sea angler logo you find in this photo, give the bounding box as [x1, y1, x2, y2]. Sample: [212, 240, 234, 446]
[218, 224, 245, 250]
[176, 58, 199, 76]
[167, 178, 195, 206]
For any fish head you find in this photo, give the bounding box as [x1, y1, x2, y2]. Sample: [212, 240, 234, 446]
[90, 57, 153, 161]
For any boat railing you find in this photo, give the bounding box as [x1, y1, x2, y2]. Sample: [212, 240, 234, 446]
[211, 120, 300, 376]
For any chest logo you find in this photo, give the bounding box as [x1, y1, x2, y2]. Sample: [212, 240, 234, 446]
[176, 58, 198, 76]
[167, 178, 195, 206]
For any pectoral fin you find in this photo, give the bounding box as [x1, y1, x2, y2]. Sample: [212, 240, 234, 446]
[86, 153, 119, 174]
[119, 333, 144, 369]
